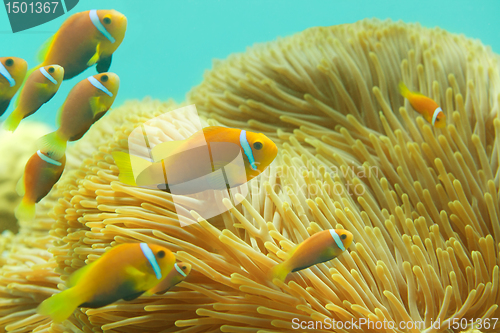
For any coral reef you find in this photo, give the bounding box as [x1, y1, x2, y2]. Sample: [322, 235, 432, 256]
[0, 18, 499, 333]
[0, 122, 52, 233]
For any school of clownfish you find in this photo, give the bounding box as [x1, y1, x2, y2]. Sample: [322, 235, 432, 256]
[0, 8, 448, 324]
[1, 9, 126, 223]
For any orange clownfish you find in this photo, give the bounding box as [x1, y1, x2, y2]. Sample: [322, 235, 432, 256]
[398, 82, 446, 128]
[112, 126, 278, 194]
[148, 262, 191, 295]
[37, 72, 119, 159]
[0, 57, 27, 116]
[37, 243, 176, 322]
[3, 65, 64, 132]
[36, 9, 127, 79]
[15, 150, 66, 221]
[269, 229, 353, 282]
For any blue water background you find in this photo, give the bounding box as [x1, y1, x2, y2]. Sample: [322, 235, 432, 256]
[1, 0, 499, 129]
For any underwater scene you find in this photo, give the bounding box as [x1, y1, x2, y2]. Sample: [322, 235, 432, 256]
[1, 0, 500, 332]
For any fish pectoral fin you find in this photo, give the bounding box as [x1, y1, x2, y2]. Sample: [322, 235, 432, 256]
[124, 265, 147, 280]
[34, 83, 49, 91]
[122, 290, 145, 301]
[87, 43, 101, 66]
[15, 175, 25, 196]
[96, 55, 112, 73]
[89, 97, 107, 115]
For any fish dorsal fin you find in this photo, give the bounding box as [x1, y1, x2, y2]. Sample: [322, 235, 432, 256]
[68, 261, 95, 287]
[37, 34, 56, 63]
[16, 175, 25, 196]
[202, 126, 226, 136]
[151, 140, 188, 163]
[151, 126, 227, 163]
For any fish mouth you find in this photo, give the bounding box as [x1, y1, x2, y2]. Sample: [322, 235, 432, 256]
[119, 14, 128, 29]
[270, 146, 278, 160]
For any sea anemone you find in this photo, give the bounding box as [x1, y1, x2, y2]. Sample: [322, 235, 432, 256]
[1, 18, 499, 333]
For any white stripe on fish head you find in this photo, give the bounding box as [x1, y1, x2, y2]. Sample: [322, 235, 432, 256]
[139, 243, 162, 279]
[174, 263, 187, 277]
[0, 61, 15, 87]
[87, 76, 113, 97]
[431, 107, 443, 126]
[329, 229, 346, 252]
[39, 67, 58, 85]
[89, 9, 116, 43]
[37, 150, 62, 166]
[239, 130, 257, 171]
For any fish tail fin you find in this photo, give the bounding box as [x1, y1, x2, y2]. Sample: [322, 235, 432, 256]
[398, 81, 410, 98]
[269, 262, 291, 282]
[14, 198, 36, 221]
[112, 151, 152, 186]
[3, 109, 23, 132]
[37, 131, 67, 160]
[37, 288, 82, 323]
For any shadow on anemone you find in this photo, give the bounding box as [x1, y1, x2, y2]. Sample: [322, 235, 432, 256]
[0, 18, 500, 333]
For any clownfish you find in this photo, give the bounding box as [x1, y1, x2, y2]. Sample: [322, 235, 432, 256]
[37, 72, 119, 159]
[269, 229, 353, 282]
[148, 262, 191, 295]
[37, 243, 176, 322]
[35, 9, 127, 79]
[112, 126, 278, 194]
[0, 57, 27, 116]
[398, 82, 446, 128]
[15, 150, 66, 221]
[3, 65, 64, 132]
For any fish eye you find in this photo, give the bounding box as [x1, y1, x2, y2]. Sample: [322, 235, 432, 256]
[5, 58, 14, 67]
[253, 141, 263, 150]
[48, 67, 55, 73]
[103, 16, 112, 24]
[157, 250, 165, 258]
[340, 234, 347, 240]
[100, 74, 109, 82]
[182, 266, 187, 270]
